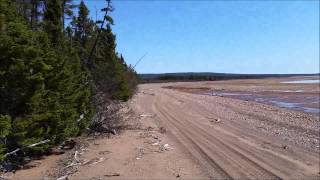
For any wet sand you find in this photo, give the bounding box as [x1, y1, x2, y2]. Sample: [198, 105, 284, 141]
[164, 76, 320, 116]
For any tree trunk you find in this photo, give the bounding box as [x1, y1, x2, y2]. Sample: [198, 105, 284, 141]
[62, 0, 65, 30]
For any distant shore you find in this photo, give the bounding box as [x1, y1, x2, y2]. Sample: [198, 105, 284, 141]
[139, 72, 320, 83]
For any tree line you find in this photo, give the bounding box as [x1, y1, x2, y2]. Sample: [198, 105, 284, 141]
[0, 0, 138, 164]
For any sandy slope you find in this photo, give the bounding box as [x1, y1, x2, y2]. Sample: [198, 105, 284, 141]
[4, 82, 319, 179]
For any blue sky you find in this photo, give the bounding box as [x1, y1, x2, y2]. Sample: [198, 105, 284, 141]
[79, 0, 319, 74]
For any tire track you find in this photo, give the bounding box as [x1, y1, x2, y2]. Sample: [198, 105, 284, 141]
[154, 100, 281, 179]
[153, 102, 233, 179]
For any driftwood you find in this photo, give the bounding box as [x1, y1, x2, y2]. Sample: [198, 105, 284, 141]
[4, 139, 50, 158]
[142, 91, 155, 96]
[74, 151, 79, 162]
[90, 157, 105, 165]
[64, 151, 81, 169]
[76, 114, 84, 122]
[90, 95, 123, 134]
[56, 175, 68, 180]
[140, 114, 154, 118]
[104, 173, 120, 177]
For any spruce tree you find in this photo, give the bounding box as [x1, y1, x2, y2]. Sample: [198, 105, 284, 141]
[43, 0, 62, 45]
[93, 25, 131, 100]
[0, 0, 137, 164]
[30, 0, 43, 29]
[62, 0, 76, 30]
[0, 0, 92, 161]
[71, 0, 95, 65]
[74, 0, 92, 46]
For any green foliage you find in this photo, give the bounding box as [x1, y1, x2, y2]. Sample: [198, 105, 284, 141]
[105, 15, 114, 25]
[0, 0, 137, 164]
[0, 115, 11, 161]
[69, 0, 95, 66]
[0, 0, 92, 162]
[92, 25, 132, 100]
[44, 0, 63, 44]
[0, 115, 11, 138]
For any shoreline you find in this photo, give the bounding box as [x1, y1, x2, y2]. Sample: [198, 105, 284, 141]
[3, 79, 319, 179]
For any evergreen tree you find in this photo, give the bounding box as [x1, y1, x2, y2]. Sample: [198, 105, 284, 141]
[15, 0, 31, 21]
[74, 0, 92, 46]
[0, 0, 137, 164]
[0, 0, 92, 161]
[30, 0, 42, 29]
[71, 0, 95, 65]
[43, 0, 62, 45]
[62, 0, 76, 30]
[93, 25, 131, 100]
[14, 0, 44, 29]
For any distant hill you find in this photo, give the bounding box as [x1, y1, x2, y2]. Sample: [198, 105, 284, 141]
[139, 72, 319, 83]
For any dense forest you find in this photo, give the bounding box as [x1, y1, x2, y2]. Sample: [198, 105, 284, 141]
[0, 0, 138, 164]
[139, 73, 319, 83]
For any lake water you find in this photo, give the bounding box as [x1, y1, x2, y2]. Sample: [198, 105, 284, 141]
[201, 90, 320, 115]
[282, 80, 320, 84]
[270, 101, 320, 114]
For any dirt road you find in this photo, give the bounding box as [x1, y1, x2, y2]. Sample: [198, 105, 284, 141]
[135, 83, 319, 179]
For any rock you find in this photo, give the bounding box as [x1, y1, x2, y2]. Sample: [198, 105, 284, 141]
[140, 114, 153, 118]
[152, 142, 159, 146]
[94, 132, 101, 136]
[159, 127, 167, 134]
[209, 118, 221, 123]
[60, 140, 76, 150]
[98, 150, 111, 155]
[160, 144, 172, 151]
[111, 129, 117, 135]
[50, 148, 65, 155]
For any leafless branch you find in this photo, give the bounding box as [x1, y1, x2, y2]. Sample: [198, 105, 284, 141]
[4, 139, 50, 158]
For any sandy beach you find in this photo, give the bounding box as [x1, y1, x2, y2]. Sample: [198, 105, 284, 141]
[5, 77, 320, 179]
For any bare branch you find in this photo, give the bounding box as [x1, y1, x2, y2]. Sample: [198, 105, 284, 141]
[4, 139, 50, 158]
